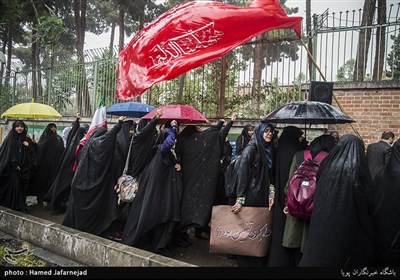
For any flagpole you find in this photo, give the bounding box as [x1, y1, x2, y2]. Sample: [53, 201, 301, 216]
[299, 37, 364, 145]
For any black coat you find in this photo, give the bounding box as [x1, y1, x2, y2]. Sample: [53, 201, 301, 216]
[372, 139, 400, 265]
[366, 140, 392, 181]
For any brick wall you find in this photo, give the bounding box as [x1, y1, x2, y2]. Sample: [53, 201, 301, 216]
[328, 80, 400, 146]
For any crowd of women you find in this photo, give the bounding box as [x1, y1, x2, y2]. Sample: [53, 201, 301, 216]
[0, 112, 398, 267]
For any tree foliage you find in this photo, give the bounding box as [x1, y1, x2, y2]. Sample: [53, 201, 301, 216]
[1, 0, 304, 118]
[387, 33, 400, 80]
[337, 59, 355, 81]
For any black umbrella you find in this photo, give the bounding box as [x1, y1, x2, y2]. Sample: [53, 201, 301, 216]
[263, 100, 354, 137]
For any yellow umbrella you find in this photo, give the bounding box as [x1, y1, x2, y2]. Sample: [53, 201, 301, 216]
[1, 99, 62, 119]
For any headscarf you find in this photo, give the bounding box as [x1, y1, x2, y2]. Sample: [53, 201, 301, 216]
[0, 120, 29, 175]
[235, 124, 254, 156]
[309, 134, 336, 159]
[259, 122, 274, 170]
[137, 119, 148, 132]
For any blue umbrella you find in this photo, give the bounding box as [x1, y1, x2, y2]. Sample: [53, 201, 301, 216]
[106, 102, 155, 118]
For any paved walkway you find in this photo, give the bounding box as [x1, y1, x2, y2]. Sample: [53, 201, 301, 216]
[26, 197, 237, 267]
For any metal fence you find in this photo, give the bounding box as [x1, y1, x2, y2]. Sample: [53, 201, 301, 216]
[1, 3, 399, 119]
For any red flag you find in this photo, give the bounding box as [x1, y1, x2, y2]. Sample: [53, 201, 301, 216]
[116, 0, 302, 100]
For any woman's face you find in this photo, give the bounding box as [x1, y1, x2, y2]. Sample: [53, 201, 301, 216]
[263, 126, 273, 142]
[247, 127, 254, 137]
[14, 124, 25, 134]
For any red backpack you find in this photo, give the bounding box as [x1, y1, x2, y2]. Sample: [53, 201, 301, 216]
[286, 149, 328, 220]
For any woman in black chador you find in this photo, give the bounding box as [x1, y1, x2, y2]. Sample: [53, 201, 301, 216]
[122, 120, 182, 257]
[43, 117, 89, 212]
[372, 138, 400, 265]
[235, 124, 254, 157]
[174, 120, 225, 244]
[106, 120, 136, 239]
[0, 120, 37, 212]
[229, 122, 275, 267]
[62, 117, 124, 236]
[299, 134, 375, 266]
[29, 123, 64, 204]
[266, 125, 304, 267]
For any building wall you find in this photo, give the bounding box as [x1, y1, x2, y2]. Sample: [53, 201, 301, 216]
[328, 81, 400, 146]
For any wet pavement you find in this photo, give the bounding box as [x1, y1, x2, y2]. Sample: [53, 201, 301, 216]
[25, 197, 237, 267]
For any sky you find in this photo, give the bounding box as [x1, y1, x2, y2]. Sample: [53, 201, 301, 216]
[84, 0, 399, 50]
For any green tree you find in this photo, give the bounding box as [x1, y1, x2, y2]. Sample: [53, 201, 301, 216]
[0, 0, 28, 102]
[387, 33, 400, 79]
[337, 59, 355, 81]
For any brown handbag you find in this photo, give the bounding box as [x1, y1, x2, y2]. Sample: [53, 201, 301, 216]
[209, 205, 273, 257]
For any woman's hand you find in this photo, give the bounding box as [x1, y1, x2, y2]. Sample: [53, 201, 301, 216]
[231, 112, 237, 122]
[269, 198, 274, 211]
[283, 205, 289, 215]
[231, 202, 242, 214]
[155, 109, 163, 119]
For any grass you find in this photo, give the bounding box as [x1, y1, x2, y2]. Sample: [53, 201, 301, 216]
[0, 240, 47, 267]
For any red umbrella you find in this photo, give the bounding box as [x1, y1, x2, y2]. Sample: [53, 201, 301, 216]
[141, 104, 209, 124]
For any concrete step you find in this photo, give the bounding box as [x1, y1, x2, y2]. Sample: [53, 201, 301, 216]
[0, 198, 237, 267]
